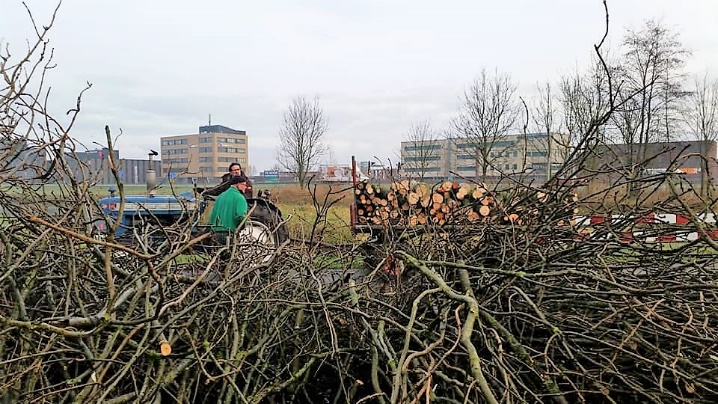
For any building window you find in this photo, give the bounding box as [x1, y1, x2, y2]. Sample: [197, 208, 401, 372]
[512, 163, 517, 170]
[199, 147, 213, 153]
[217, 147, 246, 153]
[200, 137, 213, 143]
[526, 133, 548, 140]
[161, 139, 188, 146]
[200, 166, 212, 173]
[403, 144, 441, 152]
[165, 149, 188, 155]
[404, 167, 441, 173]
[199, 156, 213, 162]
[404, 156, 440, 162]
[217, 137, 246, 144]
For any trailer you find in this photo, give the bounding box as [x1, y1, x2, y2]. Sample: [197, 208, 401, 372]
[319, 164, 369, 182]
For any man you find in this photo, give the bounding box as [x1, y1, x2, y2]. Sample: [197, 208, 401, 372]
[208, 175, 249, 233]
[204, 162, 253, 198]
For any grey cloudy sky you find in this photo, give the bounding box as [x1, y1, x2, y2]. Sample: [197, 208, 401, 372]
[3, 0, 717, 172]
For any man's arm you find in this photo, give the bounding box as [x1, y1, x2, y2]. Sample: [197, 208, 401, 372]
[243, 177, 254, 198]
[235, 195, 249, 223]
[203, 173, 232, 197]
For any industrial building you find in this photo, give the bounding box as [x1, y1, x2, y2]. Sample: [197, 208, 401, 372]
[593, 140, 718, 184]
[64, 148, 160, 185]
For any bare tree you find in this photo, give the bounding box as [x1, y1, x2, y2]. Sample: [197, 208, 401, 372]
[276, 96, 328, 187]
[531, 81, 559, 180]
[402, 120, 440, 181]
[452, 68, 518, 182]
[685, 73, 718, 195]
[612, 20, 690, 172]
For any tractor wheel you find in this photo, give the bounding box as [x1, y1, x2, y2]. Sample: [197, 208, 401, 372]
[247, 202, 289, 246]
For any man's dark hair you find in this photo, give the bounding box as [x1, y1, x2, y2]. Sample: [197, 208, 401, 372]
[228, 162, 242, 171]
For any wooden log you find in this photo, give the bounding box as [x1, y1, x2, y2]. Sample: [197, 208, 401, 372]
[415, 183, 429, 198]
[456, 183, 471, 200]
[472, 187, 486, 199]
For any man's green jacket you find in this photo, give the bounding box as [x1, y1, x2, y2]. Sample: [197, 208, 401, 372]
[209, 186, 248, 232]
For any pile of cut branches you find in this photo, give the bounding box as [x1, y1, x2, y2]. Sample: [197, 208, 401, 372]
[3, 3, 718, 402]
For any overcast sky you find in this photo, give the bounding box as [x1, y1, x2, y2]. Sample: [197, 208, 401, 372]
[3, 0, 717, 172]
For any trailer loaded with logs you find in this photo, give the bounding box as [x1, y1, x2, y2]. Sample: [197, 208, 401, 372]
[348, 158, 582, 271]
[350, 174, 579, 235]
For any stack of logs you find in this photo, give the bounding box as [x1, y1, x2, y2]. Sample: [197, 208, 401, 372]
[354, 180, 578, 227]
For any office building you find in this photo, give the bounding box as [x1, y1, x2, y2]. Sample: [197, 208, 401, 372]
[400, 133, 571, 181]
[160, 125, 249, 183]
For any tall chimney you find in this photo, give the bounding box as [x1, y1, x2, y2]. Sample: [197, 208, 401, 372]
[147, 150, 159, 196]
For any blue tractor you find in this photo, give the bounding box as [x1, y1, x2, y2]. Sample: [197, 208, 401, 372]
[97, 152, 289, 250]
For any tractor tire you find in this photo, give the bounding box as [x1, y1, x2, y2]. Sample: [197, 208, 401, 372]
[247, 201, 289, 246]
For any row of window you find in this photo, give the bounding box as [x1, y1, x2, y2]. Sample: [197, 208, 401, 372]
[199, 137, 247, 144]
[455, 140, 516, 149]
[490, 150, 519, 158]
[403, 155, 441, 162]
[456, 164, 519, 171]
[403, 144, 442, 152]
[218, 137, 245, 144]
[405, 164, 520, 173]
[219, 156, 247, 163]
[404, 167, 441, 173]
[217, 147, 246, 153]
[161, 139, 188, 146]
[165, 149, 187, 155]
[164, 157, 248, 165]
[456, 150, 548, 161]
[199, 166, 245, 173]
[455, 152, 522, 160]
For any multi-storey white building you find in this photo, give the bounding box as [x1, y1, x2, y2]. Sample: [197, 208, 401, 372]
[400, 133, 570, 181]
